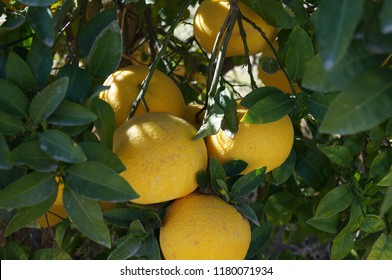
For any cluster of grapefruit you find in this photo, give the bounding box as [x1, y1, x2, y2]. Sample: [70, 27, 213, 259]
[39, 0, 295, 260]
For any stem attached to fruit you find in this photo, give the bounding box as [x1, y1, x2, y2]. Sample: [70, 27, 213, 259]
[128, 0, 194, 119]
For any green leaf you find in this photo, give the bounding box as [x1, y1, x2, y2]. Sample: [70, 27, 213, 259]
[307, 215, 339, 234]
[234, 202, 260, 226]
[0, 111, 24, 135]
[307, 93, 339, 122]
[90, 99, 115, 149]
[9, 141, 58, 172]
[245, 222, 272, 259]
[314, 0, 365, 70]
[209, 157, 227, 194]
[26, 38, 53, 88]
[331, 234, 354, 260]
[381, 0, 392, 34]
[231, 167, 265, 197]
[314, 184, 353, 220]
[5, 52, 36, 94]
[5, 190, 57, 236]
[78, 9, 117, 56]
[272, 149, 296, 184]
[286, 25, 314, 80]
[241, 92, 294, 124]
[0, 172, 56, 208]
[335, 199, 365, 240]
[103, 207, 161, 229]
[218, 87, 238, 138]
[57, 64, 91, 103]
[31, 248, 72, 260]
[0, 79, 28, 118]
[63, 186, 111, 248]
[0, 15, 25, 36]
[367, 233, 392, 260]
[65, 161, 138, 202]
[0, 241, 28, 260]
[320, 69, 392, 135]
[29, 77, 69, 127]
[107, 234, 142, 260]
[27, 6, 55, 47]
[79, 142, 125, 173]
[378, 170, 392, 187]
[0, 135, 12, 170]
[47, 100, 97, 126]
[380, 186, 392, 216]
[360, 215, 385, 233]
[87, 20, 122, 78]
[320, 145, 353, 168]
[19, 0, 59, 6]
[38, 129, 86, 163]
[240, 86, 281, 108]
[264, 192, 297, 225]
[143, 235, 161, 260]
[223, 160, 248, 177]
[370, 150, 392, 182]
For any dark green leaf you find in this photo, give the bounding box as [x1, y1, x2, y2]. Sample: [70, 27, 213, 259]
[272, 149, 296, 184]
[378, 170, 392, 187]
[367, 233, 392, 260]
[19, 0, 59, 6]
[196, 171, 210, 191]
[240, 86, 280, 108]
[380, 186, 392, 216]
[90, 98, 115, 149]
[307, 93, 339, 122]
[235, 202, 260, 226]
[65, 161, 138, 202]
[31, 248, 72, 260]
[107, 234, 142, 260]
[245, 222, 272, 259]
[231, 167, 265, 197]
[360, 215, 385, 233]
[0, 241, 28, 260]
[0, 79, 28, 118]
[103, 207, 161, 229]
[331, 234, 354, 260]
[143, 235, 161, 260]
[223, 160, 248, 177]
[307, 215, 339, 234]
[286, 25, 314, 80]
[0, 111, 24, 135]
[26, 38, 53, 88]
[218, 87, 238, 138]
[0, 172, 56, 208]
[335, 199, 365, 240]
[57, 64, 91, 103]
[209, 157, 227, 194]
[78, 9, 117, 56]
[63, 186, 111, 248]
[370, 150, 392, 182]
[87, 21, 122, 78]
[5, 190, 57, 236]
[29, 77, 69, 126]
[314, 0, 365, 69]
[381, 0, 392, 34]
[53, 0, 74, 31]
[79, 142, 125, 173]
[264, 192, 297, 225]
[0, 135, 12, 170]
[27, 6, 55, 47]
[38, 129, 86, 163]
[9, 140, 58, 172]
[320, 145, 353, 168]
[241, 92, 294, 124]
[5, 52, 36, 93]
[314, 184, 353, 220]
[47, 100, 97, 126]
[0, 15, 25, 36]
[259, 56, 279, 74]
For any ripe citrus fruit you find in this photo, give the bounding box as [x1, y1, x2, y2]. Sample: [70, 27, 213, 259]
[159, 192, 251, 260]
[183, 103, 205, 129]
[99, 65, 186, 128]
[38, 181, 67, 228]
[206, 104, 294, 173]
[113, 112, 208, 205]
[193, 0, 277, 57]
[258, 41, 301, 93]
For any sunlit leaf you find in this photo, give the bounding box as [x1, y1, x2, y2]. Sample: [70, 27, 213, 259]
[367, 233, 392, 260]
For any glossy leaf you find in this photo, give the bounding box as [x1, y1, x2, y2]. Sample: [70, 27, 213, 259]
[107, 234, 142, 260]
[29, 77, 68, 126]
[103, 207, 161, 229]
[57, 64, 91, 103]
[264, 192, 297, 225]
[0, 15, 25, 36]
[307, 93, 338, 122]
[26, 38, 53, 88]
[314, 0, 365, 70]
[19, 0, 59, 6]
[0, 242, 28, 260]
[5, 52, 36, 93]
[5, 190, 57, 236]
[360, 215, 385, 233]
[231, 167, 265, 197]
[320, 145, 353, 168]
[78, 142, 125, 173]
[0, 172, 56, 208]
[209, 157, 227, 194]
[240, 86, 281, 108]
[47, 100, 97, 126]
[367, 233, 392, 260]
[9, 141, 58, 172]
[90, 99, 115, 149]
[314, 184, 353, 220]
[87, 21, 122, 78]
[223, 159, 248, 177]
[286, 25, 314, 80]
[0, 135, 12, 170]
[272, 149, 296, 184]
[370, 150, 392, 182]
[381, 0, 392, 34]
[307, 215, 339, 234]
[331, 234, 354, 260]
[143, 235, 161, 260]
[27, 6, 55, 47]
[235, 202, 260, 226]
[245, 222, 272, 259]
[65, 161, 139, 202]
[38, 129, 86, 163]
[0, 79, 28, 118]
[0, 111, 24, 135]
[31, 249, 72, 260]
[63, 187, 111, 248]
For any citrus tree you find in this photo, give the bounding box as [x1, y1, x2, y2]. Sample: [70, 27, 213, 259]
[0, 0, 391, 260]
